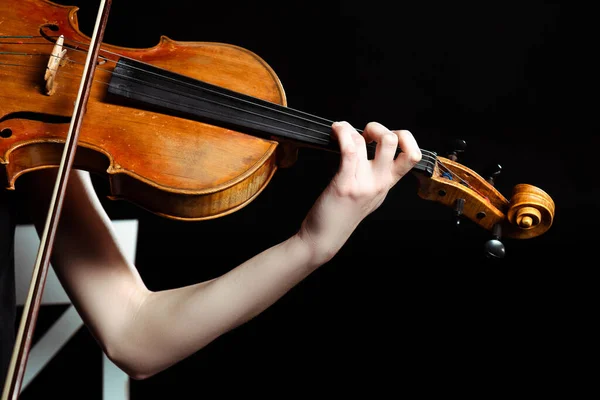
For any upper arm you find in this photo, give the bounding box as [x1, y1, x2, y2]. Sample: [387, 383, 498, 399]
[16, 168, 150, 348]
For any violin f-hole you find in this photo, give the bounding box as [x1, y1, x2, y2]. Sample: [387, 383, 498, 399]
[38, 23, 60, 42]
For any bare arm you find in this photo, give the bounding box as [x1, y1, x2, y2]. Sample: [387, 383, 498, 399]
[19, 121, 420, 379]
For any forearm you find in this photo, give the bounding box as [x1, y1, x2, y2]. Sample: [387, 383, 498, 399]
[110, 232, 322, 379]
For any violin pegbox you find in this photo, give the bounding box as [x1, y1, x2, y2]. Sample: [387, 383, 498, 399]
[414, 149, 555, 254]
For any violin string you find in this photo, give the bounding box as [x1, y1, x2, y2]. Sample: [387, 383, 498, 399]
[0, 62, 446, 179]
[1, 63, 450, 186]
[0, 37, 463, 181]
[0, 66, 465, 190]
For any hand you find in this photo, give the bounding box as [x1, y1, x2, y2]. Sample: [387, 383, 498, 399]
[297, 121, 421, 263]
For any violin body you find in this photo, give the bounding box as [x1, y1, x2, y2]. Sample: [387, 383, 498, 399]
[0, 0, 291, 220]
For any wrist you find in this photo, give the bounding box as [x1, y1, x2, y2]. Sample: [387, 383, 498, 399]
[292, 228, 339, 268]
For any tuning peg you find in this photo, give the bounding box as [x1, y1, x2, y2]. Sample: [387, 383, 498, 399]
[483, 163, 502, 186]
[484, 223, 505, 259]
[454, 198, 465, 227]
[445, 139, 467, 161]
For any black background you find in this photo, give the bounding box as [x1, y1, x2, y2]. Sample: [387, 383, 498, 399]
[18, 0, 597, 398]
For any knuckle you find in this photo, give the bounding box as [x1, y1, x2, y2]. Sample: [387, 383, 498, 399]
[414, 149, 423, 164]
[353, 133, 366, 146]
[365, 121, 380, 131]
[381, 131, 398, 147]
[408, 148, 422, 165]
[333, 182, 356, 198]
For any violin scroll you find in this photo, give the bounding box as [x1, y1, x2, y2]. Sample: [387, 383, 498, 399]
[505, 183, 555, 239]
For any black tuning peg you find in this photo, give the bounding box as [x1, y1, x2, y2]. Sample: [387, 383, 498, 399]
[483, 163, 502, 186]
[484, 223, 505, 259]
[454, 198, 465, 228]
[445, 139, 467, 161]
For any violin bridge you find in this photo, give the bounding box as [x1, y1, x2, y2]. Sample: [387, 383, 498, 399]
[44, 34, 67, 96]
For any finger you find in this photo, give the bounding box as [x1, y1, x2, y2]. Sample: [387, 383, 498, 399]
[353, 128, 368, 167]
[392, 129, 422, 179]
[332, 121, 361, 181]
[362, 121, 399, 174]
[337, 121, 368, 163]
[350, 124, 368, 178]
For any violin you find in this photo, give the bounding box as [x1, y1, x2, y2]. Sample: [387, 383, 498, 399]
[1, 0, 555, 397]
[0, 0, 554, 237]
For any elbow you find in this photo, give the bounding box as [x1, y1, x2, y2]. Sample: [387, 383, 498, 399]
[94, 291, 165, 380]
[103, 344, 161, 381]
[120, 367, 154, 382]
[119, 361, 156, 381]
[128, 370, 155, 382]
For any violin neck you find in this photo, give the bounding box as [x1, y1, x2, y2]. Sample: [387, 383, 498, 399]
[108, 57, 435, 176]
